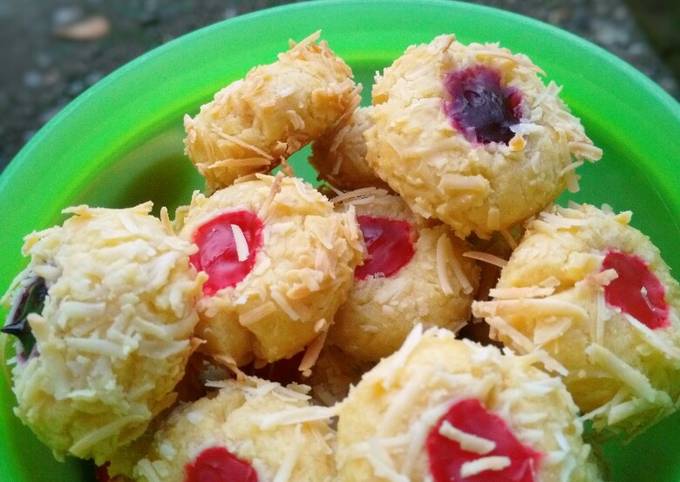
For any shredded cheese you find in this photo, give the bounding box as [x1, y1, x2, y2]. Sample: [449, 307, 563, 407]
[332, 187, 387, 205]
[484, 316, 533, 352]
[595, 290, 609, 343]
[258, 405, 336, 429]
[463, 251, 507, 268]
[270, 290, 301, 321]
[257, 172, 284, 220]
[362, 438, 410, 482]
[436, 234, 455, 295]
[476, 298, 589, 321]
[449, 253, 474, 295]
[436, 234, 473, 294]
[608, 398, 648, 425]
[623, 313, 680, 361]
[568, 141, 603, 160]
[298, 329, 328, 376]
[438, 421, 495, 454]
[532, 318, 572, 345]
[499, 229, 518, 249]
[272, 426, 302, 482]
[580, 388, 626, 422]
[211, 125, 274, 160]
[239, 301, 277, 327]
[460, 456, 511, 477]
[489, 286, 554, 299]
[230, 224, 249, 262]
[559, 160, 584, 177]
[135, 459, 162, 482]
[63, 337, 125, 358]
[211, 157, 271, 168]
[378, 376, 425, 437]
[539, 212, 589, 227]
[585, 343, 659, 402]
[380, 324, 424, 389]
[69, 414, 145, 456]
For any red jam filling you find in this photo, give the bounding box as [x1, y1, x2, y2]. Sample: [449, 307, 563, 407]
[443, 66, 522, 145]
[190, 210, 264, 296]
[94, 464, 110, 482]
[602, 250, 669, 329]
[185, 446, 258, 482]
[426, 399, 541, 482]
[355, 215, 415, 280]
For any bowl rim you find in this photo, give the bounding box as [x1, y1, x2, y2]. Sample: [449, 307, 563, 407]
[2, 1, 680, 481]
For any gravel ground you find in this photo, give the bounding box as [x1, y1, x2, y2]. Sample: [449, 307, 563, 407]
[0, 0, 678, 170]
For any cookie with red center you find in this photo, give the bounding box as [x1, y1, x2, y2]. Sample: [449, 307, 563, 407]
[133, 377, 336, 482]
[336, 326, 601, 482]
[365, 34, 602, 238]
[176, 174, 363, 366]
[310, 106, 389, 191]
[184, 31, 360, 191]
[328, 189, 480, 362]
[473, 203, 680, 436]
[0, 203, 203, 464]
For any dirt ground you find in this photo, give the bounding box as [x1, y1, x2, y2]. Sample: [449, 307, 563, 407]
[0, 0, 678, 169]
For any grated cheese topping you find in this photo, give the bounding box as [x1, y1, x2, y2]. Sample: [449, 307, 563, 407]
[488, 286, 555, 299]
[585, 343, 664, 404]
[258, 405, 337, 430]
[460, 456, 511, 477]
[436, 234, 455, 296]
[463, 251, 507, 268]
[231, 224, 250, 262]
[270, 290, 301, 321]
[298, 329, 328, 376]
[438, 421, 496, 454]
[272, 426, 302, 482]
[332, 187, 388, 205]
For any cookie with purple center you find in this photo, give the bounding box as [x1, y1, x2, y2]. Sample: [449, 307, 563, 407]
[1, 203, 203, 464]
[366, 34, 602, 238]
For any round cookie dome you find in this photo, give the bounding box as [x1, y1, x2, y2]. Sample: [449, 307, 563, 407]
[473, 203, 680, 436]
[1, 203, 203, 463]
[365, 34, 602, 238]
[310, 106, 389, 191]
[176, 174, 363, 366]
[184, 31, 360, 191]
[133, 377, 336, 482]
[336, 326, 601, 482]
[328, 189, 479, 362]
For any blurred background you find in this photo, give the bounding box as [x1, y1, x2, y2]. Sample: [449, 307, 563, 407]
[0, 0, 678, 170]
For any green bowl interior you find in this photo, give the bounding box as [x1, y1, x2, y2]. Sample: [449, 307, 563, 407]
[1, 1, 680, 480]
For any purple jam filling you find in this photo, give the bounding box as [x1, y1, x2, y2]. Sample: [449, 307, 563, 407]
[1, 275, 45, 362]
[443, 65, 523, 145]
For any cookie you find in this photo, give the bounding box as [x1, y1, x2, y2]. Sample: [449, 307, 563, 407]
[473, 203, 680, 436]
[365, 34, 601, 238]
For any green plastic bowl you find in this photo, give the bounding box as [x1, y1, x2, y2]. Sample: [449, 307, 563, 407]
[1, 1, 679, 480]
